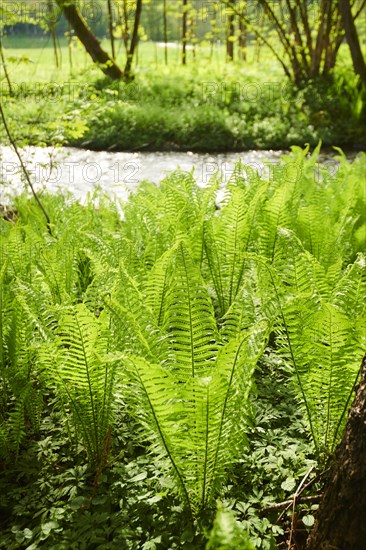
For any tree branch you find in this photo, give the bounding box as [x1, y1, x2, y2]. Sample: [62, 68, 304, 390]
[0, 101, 52, 235]
[260, 494, 322, 515]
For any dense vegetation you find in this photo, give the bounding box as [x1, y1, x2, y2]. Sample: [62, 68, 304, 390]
[1, 37, 365, 151]
[1, 1, 366, 547]
[1, 0, 365, 151]
[1, 146, 365, 548]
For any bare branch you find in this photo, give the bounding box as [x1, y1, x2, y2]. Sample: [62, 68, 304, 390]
[0, 101, 52, 235]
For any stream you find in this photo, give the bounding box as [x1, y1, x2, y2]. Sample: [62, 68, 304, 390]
[0, 145, 356, 204]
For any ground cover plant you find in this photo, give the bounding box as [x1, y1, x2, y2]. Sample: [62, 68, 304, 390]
[0, 38, 365, 151]
[0, 146, 365, 549]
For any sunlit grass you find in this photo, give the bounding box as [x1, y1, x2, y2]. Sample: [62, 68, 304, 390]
[2, 34, 287, 85]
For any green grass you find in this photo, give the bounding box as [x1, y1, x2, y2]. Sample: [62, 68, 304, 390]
[1, 38, 365, 151]
[2, 35, 283, 84]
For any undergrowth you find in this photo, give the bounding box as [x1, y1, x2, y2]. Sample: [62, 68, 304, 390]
[0, 65, 365, 151]
[0, 146, 365, 548]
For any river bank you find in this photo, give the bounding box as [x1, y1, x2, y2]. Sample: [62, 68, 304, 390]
[1, 144, 362, 212]
[1, 65, 365, 154]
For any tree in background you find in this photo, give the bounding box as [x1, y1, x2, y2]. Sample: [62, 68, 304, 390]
[339, 0, 366, 83]
[220, 0, 366, 83]
[47, 0, 61, 67]
[238, 5, 247, 61]
[124, 0, 142, 77]
[162, 0, 168, 64]
[182, 0, 188, 64]
[226, 0, 236, 61]
[116, 0, 131, 55]
[54, 0, 144, 80]
[106, 0, 116, 59]
[55, 0, 123, 78]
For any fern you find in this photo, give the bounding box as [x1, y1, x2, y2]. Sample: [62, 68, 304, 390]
[1, 150, 365, 522]
[163, 242, 219, 379]
[39, 304, 117, 468]
[123, 321, 269, 514]
[104, 260, 166, 361]
[114, 238, 270, 513]
[204, 181, 267, 317]
[268, 252, 366, 453]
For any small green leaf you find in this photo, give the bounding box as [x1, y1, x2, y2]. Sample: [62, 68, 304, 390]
[15, 532, 25, 543]
[146, 494, 164, 505]
[41, 521, 58, 536]
[281, 477, 296, 492]
[23, 528, 33, 539]
[181, 528, 194, 543]
[303, 514, 315, 527]
[129, 471, 148, 482]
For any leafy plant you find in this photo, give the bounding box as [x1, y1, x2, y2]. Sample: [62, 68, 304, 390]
[0, 148, 365, 548]
[39, 304, 117, 470]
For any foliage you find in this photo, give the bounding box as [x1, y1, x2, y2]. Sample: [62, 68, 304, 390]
[0, 40, 365, 150]
[0, 148, 365, 547]
[206, 503, 255, 550]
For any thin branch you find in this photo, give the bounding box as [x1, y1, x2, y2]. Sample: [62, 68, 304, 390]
[221, 1, 293, 79]
[289, 466, 315, 548]
[0, 34, 13, 95]
[298, 0, 313, 58]
[257, 0, 303, 79]
[261, 494, 322, 514]
[0, 100, 52, 234]
[354, 0, 366, 20]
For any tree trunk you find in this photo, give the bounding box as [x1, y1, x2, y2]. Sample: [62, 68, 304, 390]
[56, 0, 123, 80]
[306, 354, 366, 550]
[238, 14, 247, 61]
[124, 0, 142, 78]
[163, 0, 168, 65]
[226, 1, 235, 62]
[119, 1, 129, 55]
[338, 0, 366, 83]
[182, 0, 188, 65]
[48, 0, 60, 68]
[107, 0, 116, 60]
[67, 22, 73, 73]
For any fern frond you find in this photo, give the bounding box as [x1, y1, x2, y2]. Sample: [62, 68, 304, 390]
[122, 321, 269, 514]
[163, 242, 219, 379]
[219, 261, 268, 342]
[204, 182, 267, 317]
[105, 261, 166, 361]
[297, 303, 363, 451]
[39, 304, 116, 468]
[144, 244, 178, 327]
[258, 175, 299, 263]
[122, 354, 194, 513]
[332, 254, 366, 319]
[204, 321, 269, 507]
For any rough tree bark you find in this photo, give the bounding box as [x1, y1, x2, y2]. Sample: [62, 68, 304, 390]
[306, 354, 366, 550]
[56, 0, 123, 79]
